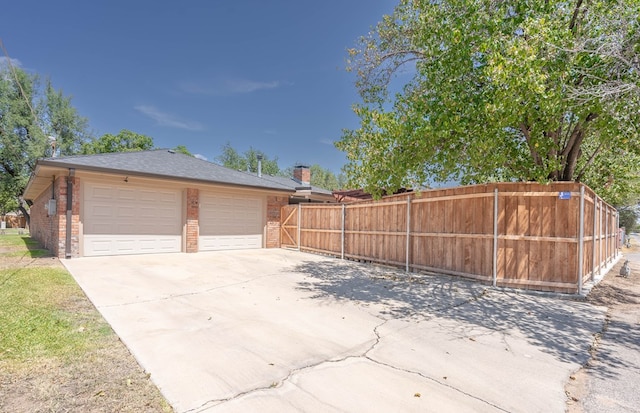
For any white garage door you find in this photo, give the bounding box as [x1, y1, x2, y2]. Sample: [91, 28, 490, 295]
[83, 182, 182, 256]
[199, 192, 263, 251]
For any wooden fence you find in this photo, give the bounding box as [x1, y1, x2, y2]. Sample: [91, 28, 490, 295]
[0, 215, 26, 229]
[280, 182, 619, 294]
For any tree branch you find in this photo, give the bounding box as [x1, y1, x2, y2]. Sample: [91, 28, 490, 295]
[520, 122, 543, 166]
[569, 0, 584, 33]
[575, 141, 605, 182]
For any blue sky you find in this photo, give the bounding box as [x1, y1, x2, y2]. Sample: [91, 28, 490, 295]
[1, 1, 397, 173]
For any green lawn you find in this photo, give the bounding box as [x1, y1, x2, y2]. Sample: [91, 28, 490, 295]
[0, 233, 50, 258]
[0, 235, 107, 364]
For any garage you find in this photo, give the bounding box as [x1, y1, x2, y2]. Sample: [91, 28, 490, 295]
[83, 181, 182, 256]
[23, 150, 334, 258]
[199, 191, 264, 251]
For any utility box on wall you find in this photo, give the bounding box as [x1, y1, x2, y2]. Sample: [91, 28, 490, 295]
[47, 199, 57, 216]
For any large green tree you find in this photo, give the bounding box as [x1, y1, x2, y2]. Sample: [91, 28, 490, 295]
[42, 80, 90, 156]
[1, 66, 45, 217]
[0, 64, 90, 219]
[337, 0, 640, 204]
[216, 142, 280, 175]
[81, 129, 154, 154]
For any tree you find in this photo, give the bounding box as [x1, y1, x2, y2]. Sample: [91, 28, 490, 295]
[0, 65, 46, 220]
[81, 129, 154, 154]
[337, 0, 640, 203]
[216, 142, 280, 175]
[42, 80, 90, 156]
[619, 205, 639, 232]
[173, 145, 193, 156]
[1, 64, 91, 221]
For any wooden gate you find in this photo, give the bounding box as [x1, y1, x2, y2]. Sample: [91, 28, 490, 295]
[280, 205, 299, 249]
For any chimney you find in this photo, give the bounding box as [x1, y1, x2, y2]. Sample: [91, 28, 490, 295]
[293, 165, 310, 186]
[257, 154, 263, 178]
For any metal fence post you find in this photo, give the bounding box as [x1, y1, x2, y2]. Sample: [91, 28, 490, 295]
[406, 196, 411, 273]
[616, 210, 620, 257]
[605, 207, 609, 263]
[598, 199, 603, 275]
[297, 204, 301, 252]
[493, 188, 498, 287]
[591, 195, 597, 280]
[578, 186, 585, 295]
[341, 204, 345, 260]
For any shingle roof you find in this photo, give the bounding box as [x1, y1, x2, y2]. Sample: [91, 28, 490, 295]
[34, 149, 330, 194]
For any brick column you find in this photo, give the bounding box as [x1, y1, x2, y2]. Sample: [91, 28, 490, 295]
[55, 175, 80, 258]
[266, 195, 289, 248]
[186, 188, 199, 253]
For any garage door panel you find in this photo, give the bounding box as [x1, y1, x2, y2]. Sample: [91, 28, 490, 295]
[199, 235, 262, 251]
[84, 235, 181, 256]
[84, 182, 182, 256]
[118, 206, 136, 218]
[118, 188, 136, 200]
[199, 192, 263, 251]
[90, 186, 115, 199]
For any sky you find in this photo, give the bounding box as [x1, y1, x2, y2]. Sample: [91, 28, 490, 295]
[0, 1, 398, 174]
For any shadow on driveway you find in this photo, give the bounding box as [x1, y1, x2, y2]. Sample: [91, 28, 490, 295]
[290, 258, 617, 371]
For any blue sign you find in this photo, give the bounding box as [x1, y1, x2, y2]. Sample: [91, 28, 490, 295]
[559, 191, 571, 200]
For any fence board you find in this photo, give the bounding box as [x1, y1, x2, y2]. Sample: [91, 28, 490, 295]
[284, 182, 618, 294]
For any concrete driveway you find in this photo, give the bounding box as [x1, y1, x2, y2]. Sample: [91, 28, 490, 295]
[63, 249, 606, 413]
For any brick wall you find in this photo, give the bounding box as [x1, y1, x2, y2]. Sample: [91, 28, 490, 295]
[266, 195, 289, 248]
[29, 175, 80, 258]
[185, 188, 199, 252]
[30, 181, 58, 255]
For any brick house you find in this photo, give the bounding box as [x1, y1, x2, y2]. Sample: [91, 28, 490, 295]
[22, 149, 333, 258]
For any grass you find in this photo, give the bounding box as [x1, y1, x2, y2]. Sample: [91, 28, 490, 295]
[0, 233, 49, 258]
[0, 233, 173, 412]
[0, 233, 39, 247]
[0, 262, 107, 364]
[0, 233, 108, 364]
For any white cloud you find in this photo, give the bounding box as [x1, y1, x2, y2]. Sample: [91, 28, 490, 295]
[134, 105, 203, 131]
[194, 153, 208, 161]
[0, 56, 22, 68]
[225, 79, 280, 94]
[179, 78, 286, 96]
[319, 139, 335, 146]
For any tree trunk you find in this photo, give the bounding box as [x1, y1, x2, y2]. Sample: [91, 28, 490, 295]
[18, 202, 30, 229]
[562, 138, 583, 181]
[560, 113, 598, 181]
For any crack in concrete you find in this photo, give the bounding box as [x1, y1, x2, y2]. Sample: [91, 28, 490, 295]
[182, 318, 389, 412]
[362, 356, 511, 413]
[563, 309, 611, 406]
[99, 272, 283, 308]
[357, 290, 512, 413]
[187, 289, 508, 412]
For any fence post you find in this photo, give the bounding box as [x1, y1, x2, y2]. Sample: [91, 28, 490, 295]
[341, 204, 345, 260]
[406, 196, 411, 273]
[591, 195, 597, 280]
[578, 186, 585, 295]
[598, 199, 603, 275]
[616, 210, 620, 258]
[493, 188, 498, 287]
[297, 204, 301, 252]
[605, 207, 609, 264]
